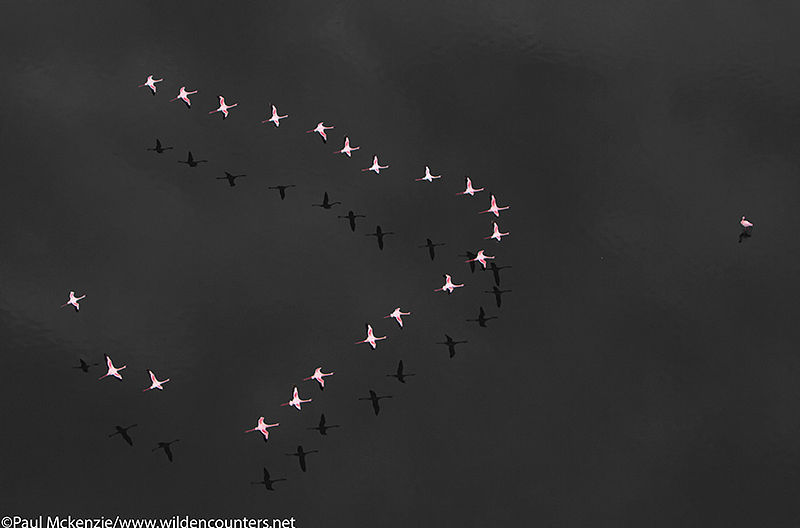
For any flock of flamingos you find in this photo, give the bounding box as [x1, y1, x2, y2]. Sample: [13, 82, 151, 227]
[60, 74, 755, 492]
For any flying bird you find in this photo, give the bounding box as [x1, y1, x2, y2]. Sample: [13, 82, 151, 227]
[456, 177, 484, 196]
[177, 151, 207, 167]
[437, 334, 467, 358]
[170, 86, 197, 108]
[143, 370, 170, 392]
[73, 358, 99, 373]
[335, 136, 360, 157]
[307, 413, 340, 435]
[435, 274, 464, 294]
[286, 445, 318, 472]
[467, 306, 498, 327]
[147, 139, 173, 153]
[245, 418, 280, 442]
[152, 439, 180, 462]
[251, 467, 287, 491]
[358, 390, 393, 416]
[419, 239, 445, 261]
[209, 96, 238, 119]
[338, 210, 366, 231]
[485, 222, 509, 242]
[138, 75, 162, 95]
[465, 250, 495, 269]
[268, 185, 296, 200]
[479, 195, 509, 217]
[217, 172, 246, 187]
[366, 225, 394, 250]
[262, 105, 288, 127]
[281, 386, 312, 410]
[61, 291, 85, 312]
[303, 367, 334, 390]
[99, 354, 126, 380]
[362, 156, 389, 174]
[109, 424, 137, 446]
[355, 324, 387, 349]
[386, 360, 415, 383]
[416, 166, 441, 182]
[306, 122, 334, 143]
[485, 286, 512, 308]
[384, 307, 411, 328]
[312, 192, 341, 209]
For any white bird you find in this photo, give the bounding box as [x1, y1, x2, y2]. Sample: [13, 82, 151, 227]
[245, 417, 280, 442]
[99, 354, 126, 380]
[335, 136, 360, 157]
[355, 324, 387, 349]
[384, 308, 411, 328]
[479, 195, 509, 217]
[138, 75, 162, 95]
[456, 176, 484, 196]
[143, 370, 170, 392]
[262, 105, 288, 127]
[362, 156, 389, 174]
[741, 216, 753, 229]
[303, 367, 334, 389]
[466, 250, 495, 269]
[306, 122, 334, 143]
[209, 96, 238, 119]
[281, 386, 312, 410]
[416, 166, 441, 182]
[61, 291, 85, 312]
[484, 222, 509, 242]
[170, 86, 197, 107]
[435, 274, 464, 294]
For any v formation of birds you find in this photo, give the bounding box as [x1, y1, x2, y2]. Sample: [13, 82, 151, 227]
[62, 74, 756, 489]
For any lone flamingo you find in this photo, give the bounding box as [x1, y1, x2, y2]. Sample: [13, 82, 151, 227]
[152, 439, 180, 462]
[286, 445, 318, 472]
[419, 238, 445, 261]
[307, 413, 340, 435]
[456, 177, 484, 196]
[355, 324, 386, 349]
[217, 172, 246, 186]
[138, 75, 162, 95]
[170, 86, 197, 108]
[268, 185, 296, 200]
[467, 306, 498, 327]
[366, 225, 394, 250]
[358, 390, 392, 416]
[209, 96, 238, 119]
[335, 137, 359, 157]
[147, 139, 173, 153]
[99, 354, 126, 380]
[312, 192, 341, 209]
[485, 222, 509, 242]
[303, 367, 334, 390]
[386, 360, 415, 383]
[435, 274, 464, 294]
[61, 291, 85, 312]
[262, 105, 288, 127]
[338, 210, 366, 231]
[416, 166, 441, 182]
[384, 308, 411, 328]
[143, 370, 170, 392]
[245, 417, 280, 442]
[479, 195, 509, 217]
[436, 334, 467, 358]
[177, 151, 207, 167]
[307, 122, 334, 143]
[281, 386, 312, 410]
[465, 250, 495, 269]
[251, 467, 287, 491]
[741, 216, 754, 230]
[362, 156, 389, 174]
[109, 424, 137, 446]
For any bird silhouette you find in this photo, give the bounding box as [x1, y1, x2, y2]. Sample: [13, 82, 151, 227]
[217, 172, 246, 187]
[358, 390, 393, 416]
[366, 225, 394, 250]
[418, 238, 445, 261]
[109, 424, 137, 446]
[73, 358, 99, 373]
[286, 445, 318, 472]
[467, 306, 498, 327]
[312, 191, 341, 209]
[436, 334, 467, 358]
[177, 151, 207, 167]
[152, 439, 180, 462]
[338, 210, 366, 232]
[386, 360, 415, 384]
[307, 413, 340, 435]
[251, 467, 287, 491]
[268, 185, 296, 200]
[459, 251, 478, 273]
[147, 139, 173, 153]
[482, 262, 512, 286]
[485, 286, 512, 308]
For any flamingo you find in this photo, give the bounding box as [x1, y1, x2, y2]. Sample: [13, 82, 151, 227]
[386, 360, 415, 383]
[138, 75, 162, 95]
[362, 156, 389, 174]
[281, 386, 312, 410]
[435, 274, 464, 294]
[482, 262, 512, 286]
[152, 439, 180, 462]
[355, 323, 387, 349]
[335, 136, 359, 157]
[61, 291, 85, 312]
[479, 195, 509, 217]
[741, 216, 754, 229]
[73, 358, 99, 373]
[485, 285, 512, 308]
[109, 424, 137, 446]
[419, 238, 445, 261]
[286, 445, 318, 472]
[338, 210, 366, 231]
[99, 354, 126, 380]
[209, 96, 238, 119]
[384, 308, 411, 328]
[366, 225, 394, 250]
[456, 176, 484, 196]
[306, 122, 334, 143]
[262, 105, 288, 127]
[415, 166, 441, 182]
[268, 185, 296, 200]
[251, 467, 287, 491]
[312, 192, 341, 209]
[143, 370, 170, 392]
[217, 172, 246, 186]
[485, 222, 509, 242]
[465, 250, 495, 269]
[245, 417, 280, 442]
[303, 367, 334, 390]
[177, 151, 207, 167]
[147, 138, 173, 153]
[467, 306, 498, 327]
[170, 86, 197, 108]
[436, 334, 467, 358]
[358, 390, 392, 416]
[307, 413, 340, 435]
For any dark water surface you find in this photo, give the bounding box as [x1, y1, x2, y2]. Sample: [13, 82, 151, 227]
[2, 1, 800, 526]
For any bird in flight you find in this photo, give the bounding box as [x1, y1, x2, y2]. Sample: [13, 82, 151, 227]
[335, 136, 360, 157]
[485, 222, 509, 242]
[307, 122, 334, 143]
[281, 386, 312, 410]
[143, 370, 170, 392]
[479, 195, 509, 217]
[465, 250, 495, 269]
[338, 210, 366, 231]
[262, 105, 288, 127]
[286, 445, 318, 472]
[245, 418, 280, 442]
[152, 439, 180, 462]
[177, 151, 207, 167]
[456, 176, 484, 196]
[419, 238, 445, 261]
[73, 358, 99, 373]
[61, 291, 85, 312]
[384, 307, 411, 328]
[217, 172, 246, 187]
[362, 155, 389, 174]
[355, 324, 387, 349]
[99, 354, 126, 380]
[485, 285, 512, 308]
[109, 424, 137, 446]
[312, 192, 341, 209]
[467, 306, 498, 327]
[366, 225, 394, 250]
[147, 139, 173, 153]
[303, 367, 334, 390]
[170, 86, 197, 108]
[251, 467, 287, 491]
[138, 75, 162, 95]
[209, 96, 238, 119]
[436, 334, 468, 358]
[358, 390, 393, 416]
[307, 413, 340, 435]
[386, 360, 415, 383]
[415, 166, 441, 182]
[268, 185, 296, 200]
[435, 274, 464, 294]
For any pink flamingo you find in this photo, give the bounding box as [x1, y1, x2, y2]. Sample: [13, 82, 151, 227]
[142, 370, 170, 391]
[362, 156, 389, 174]
[384, 308, 411, 328]
[466, 250, 495, 269]
[281, 386, 312, 410]
[99, 354, 126, 380]
[335, 136, 360, 157]
[484, 222, 509, 242]
[435, 274, 464, 294]
[262, 105, 288, 127]
[456, 176, 484, 196]
[307, 122, 334, 143]
[416, 166, 441, 182]
[61, 291, 85, 312]
[479, 195, 509, 217]
[245, 417, 280, 442]
[209, 96, 238, 119]
[741, 216, 753, 229]
[170, 86, 197, 107]
[303, 367, 334, 389]
[138, 75, 162, 95]
[355, 323, 386, 349]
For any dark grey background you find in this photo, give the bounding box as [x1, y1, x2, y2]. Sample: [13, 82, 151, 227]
[2, 1, 800, 526]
